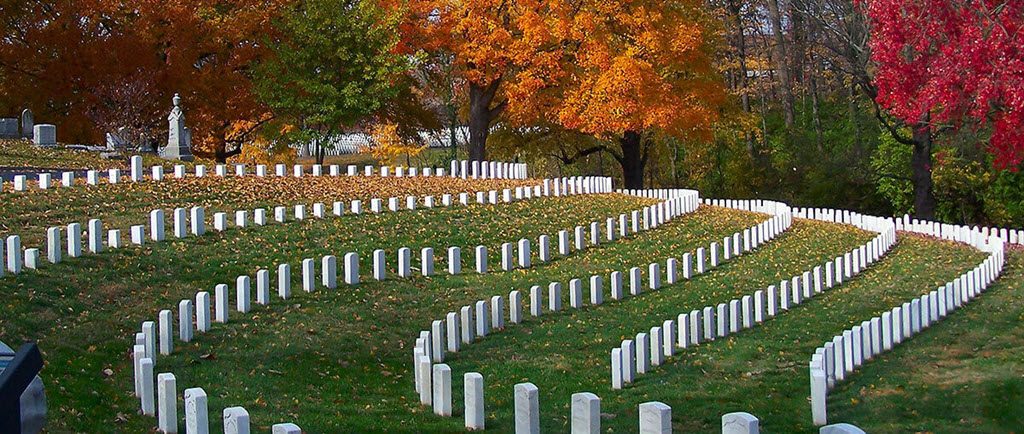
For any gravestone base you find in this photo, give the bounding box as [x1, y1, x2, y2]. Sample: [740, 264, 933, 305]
[159, 145, 194, 161]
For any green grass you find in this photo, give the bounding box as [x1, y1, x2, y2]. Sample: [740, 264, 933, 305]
[444, 234, 992, 432]
[113, 204, 766, 433]
[0, 182, 1017, 432]
[827, 249, 1024, 433]
[1, 193, 661, 430]
[0, 174, 533, 247]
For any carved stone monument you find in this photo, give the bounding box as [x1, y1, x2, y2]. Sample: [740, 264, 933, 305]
[160, 94, 194, 161]
[21, 109, 33, 138]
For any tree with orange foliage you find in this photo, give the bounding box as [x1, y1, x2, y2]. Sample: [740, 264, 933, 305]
[0, 0, 287, 162]
[401, 0, 724, 187]
[399, 0, 564, 162]
[531, 0, 726, 189]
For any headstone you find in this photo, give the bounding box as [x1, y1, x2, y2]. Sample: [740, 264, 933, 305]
[140, 358, 155, 415]
[510, 290, 523, 324]
[465, 373, 485, 430]
[432, 364, 453, 416]
[302, 258, 315, 292]
[23, 248, 39, 270]
[190, 207, 205, 236]
[448, 247, 461, 274]
[416, 355, 432, 405]
[20, 109, 33, 138]
[2, 235, 18, 274]
[179, 300, 194, 342]
[236, 276, 251, 313]
[722, 412, 759, 434]
[278, 264, 291, 299]
[322, 256, 338, 289]
[223, 407, 250, 434]
[215, 284, 229, 323]
[256, 270, 270, 305]
[638, 402, 671, 434]
[272, 423, 301, 434]
[571, 392, 601, 434]
[819, 423, 866, 434]
[421, 247, 434, 276]
[475, 246, 487, 273]
[184, 387, 209, 434]
[192, 292, 210, 334]
[344, 252, 359, 284]
[159, 310, 173, 355]
[157, 373, 177, 433]
[514, 383, 540, 434]
[32, 124, 56, 147]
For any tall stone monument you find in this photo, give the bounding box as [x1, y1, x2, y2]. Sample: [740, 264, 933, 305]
[160, 93, 194, 161]
[21, 109, 33, 138]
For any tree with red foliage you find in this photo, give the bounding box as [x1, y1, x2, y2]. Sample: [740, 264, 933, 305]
[866, 0, 1024, 172]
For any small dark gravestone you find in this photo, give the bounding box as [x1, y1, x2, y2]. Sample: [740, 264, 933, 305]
[20, 109, 33, 139]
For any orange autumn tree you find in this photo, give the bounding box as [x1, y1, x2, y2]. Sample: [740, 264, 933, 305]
[505, 0, 727, 189]
[399, 0, 565, 161]
[0, 0, 288, 161]
[133, 0, 290, 162]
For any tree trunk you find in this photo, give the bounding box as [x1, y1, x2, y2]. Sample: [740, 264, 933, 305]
[468, 79, 503, 162]
[809, 58, 823, 152]
[911, 119, 936, 220]
[727, 0, 756, 160]
[766, 0, 795, 128]
[848, 84, 862, 159]
[619, 130, 645, 189]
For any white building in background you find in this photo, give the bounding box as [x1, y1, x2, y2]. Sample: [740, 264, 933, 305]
[296, 127, 470, 157]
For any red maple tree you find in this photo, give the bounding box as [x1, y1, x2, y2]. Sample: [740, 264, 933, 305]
[866, 0, 1024, 169]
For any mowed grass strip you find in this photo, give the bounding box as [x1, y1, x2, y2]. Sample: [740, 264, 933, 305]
[440, 218, 874, 432]
[0, 174, 536, 247]
[71, 205, 765, 432]
[459, 234, 980, 433]
[827, 250, 1024, 433]
[0, 193, 652, 430]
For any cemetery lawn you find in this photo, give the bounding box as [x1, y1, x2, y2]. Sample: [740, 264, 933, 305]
[0, 174, 535, 247]
[2, 193, 659, 431]
[827, 247, 1024, 433]
[1, 189, 1018, 432]
[447, 234, 1010, 433]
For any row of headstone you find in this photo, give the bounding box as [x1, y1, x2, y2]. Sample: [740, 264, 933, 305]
[124, 177, 616, 429]
[611, 201, 902, 387]
[808, 221, 1006, 426]
[606, 199, 799, 387]
[0, 156, 538, 194]
[0, 109, 40, 140]
[4, 177, 603, 284]
[720, 411, 865, 434]
[411, 191, 704, 399]
[792, 208, 1024, 247]
[413, 364, 867, 434]
[449, 159, 529, 180]
[131, 246, 365, 431]
[130, 371, 302, 434]
[412, 368, 675, 434]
